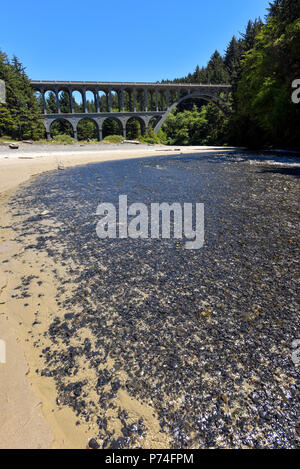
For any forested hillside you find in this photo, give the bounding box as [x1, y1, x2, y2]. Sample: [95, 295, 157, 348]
[163, 0, 300, 149]
[0, 51, 45, 140]
[0, 0, 299, 148]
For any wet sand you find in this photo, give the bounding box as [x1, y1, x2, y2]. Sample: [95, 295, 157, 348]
[0, 145, 299, 449]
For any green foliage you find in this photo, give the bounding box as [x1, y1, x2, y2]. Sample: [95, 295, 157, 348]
[126, 118, 142, 140]
[163, 0, 299, 149]
[50, 119, 73, 138]
[59, 91, 71, 113]
[103, 118, 120, 138]
[52, 133, 76, 144]
[172, 49, 230, 85]
[101, 134, 124, 143]
[162, 105, 228, 146]
[46, 91, 58, 113]
[0, 51, 45, 140]
[139, 126, 167, 144]
[230, 0, 300, 148]
[0, 135, 16, 143]
[77, 119, 98, 141]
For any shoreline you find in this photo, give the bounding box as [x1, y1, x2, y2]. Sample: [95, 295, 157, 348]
[0, 143, 242, 195]
[0, 144, 240, 449]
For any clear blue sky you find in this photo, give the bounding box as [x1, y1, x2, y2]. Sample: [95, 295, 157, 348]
[0, 0, 270, 82]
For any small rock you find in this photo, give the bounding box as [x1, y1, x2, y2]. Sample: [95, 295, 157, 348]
[111, 379, 121, 392]
[88, 438, 100, 449]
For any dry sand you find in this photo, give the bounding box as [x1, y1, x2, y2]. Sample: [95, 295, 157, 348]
[0, 142, 237, 194]
[0, 143, 238, 449]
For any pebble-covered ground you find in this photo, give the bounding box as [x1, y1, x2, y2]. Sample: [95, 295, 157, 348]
[8, 150, 300, 448]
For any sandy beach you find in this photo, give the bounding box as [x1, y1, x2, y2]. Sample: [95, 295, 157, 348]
[0, 143, 238, 194]
[0, 143, 238, 449]
[0, 142, 298, 450]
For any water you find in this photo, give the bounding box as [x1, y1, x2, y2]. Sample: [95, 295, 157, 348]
[10, 150, 300, 448]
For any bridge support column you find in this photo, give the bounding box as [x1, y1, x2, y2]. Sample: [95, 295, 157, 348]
[95, 91, 100, 113]
[108, 89, 112, 112]
[68, 89, 74, 114]
[120, 89, 125, 112]
[82, 89, 87, 113]
[161, 91, 165, 111]
[41, 90, 47, 114]
[97, 127, 102, 141]
[128, 90, 132, 112]
[155, 90, 159, 111]
[144, 89, 148, 111]
[150, 91, 153, 111]
[118, 91, 121, 112]
[133, 88, 136, 112]
[166, 89, 170, 109]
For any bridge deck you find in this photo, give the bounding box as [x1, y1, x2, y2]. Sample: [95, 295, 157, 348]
[31, 80, 231, 91]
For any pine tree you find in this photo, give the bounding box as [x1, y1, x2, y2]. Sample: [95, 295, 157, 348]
[267, 0, 300, 23]
[46, 91, 58, 113]
[224, 36, 243, 82]
[59, 91, 71, 113]
[206, 51, 230, 84]
[0, 51, 44, 140]
[240, 19, 263, 52]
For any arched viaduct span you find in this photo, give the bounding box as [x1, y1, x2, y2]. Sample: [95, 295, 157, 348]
[30, 81, 232, 140]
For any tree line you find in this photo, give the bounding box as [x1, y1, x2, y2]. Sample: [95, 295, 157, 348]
[0, 0, 299, 148]
[162, 0, 300, 149]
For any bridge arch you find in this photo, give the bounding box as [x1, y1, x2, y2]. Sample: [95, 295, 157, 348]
[77, 117, 99, 141]
[102, 116, 123, 138]
[49, 117, 75, 138]
[125, 116, 146, 139]
[154, 91, 231, 133]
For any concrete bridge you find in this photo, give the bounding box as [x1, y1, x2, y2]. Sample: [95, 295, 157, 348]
[30, 81, 232, 140]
